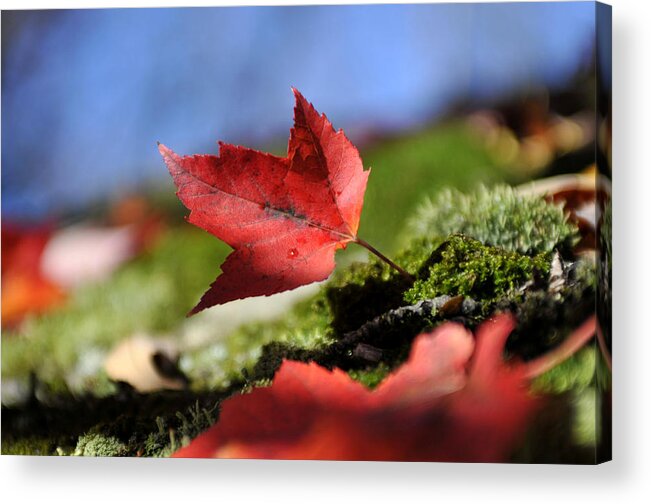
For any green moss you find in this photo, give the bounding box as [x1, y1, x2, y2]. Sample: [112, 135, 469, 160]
[532, 347, 596, 394]
[181, 293, 335, 390]
[2, 388, 226, 457]
[323, 237, 446, 336]
[138, 401, 219, 457]
[404, 235, 550, 306]
[348, 363, 393, 389]
[407, 185, 579, 255]
[1, 436, 63, 456]
[393, 237, 447, 274]
[359, 122, 510, 253]
[2, 227, 228, 393]
[74, 433, 127, 457]
[325, 260, 410, 335]
[572, 387, 597, 447]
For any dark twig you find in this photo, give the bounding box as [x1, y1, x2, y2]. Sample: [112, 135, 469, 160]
[332, 295, 478, 354]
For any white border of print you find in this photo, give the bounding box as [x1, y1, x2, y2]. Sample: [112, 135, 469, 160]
[1, 1, 649, 503]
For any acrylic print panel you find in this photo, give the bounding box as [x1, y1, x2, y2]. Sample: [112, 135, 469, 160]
[1, 2, 611, 463]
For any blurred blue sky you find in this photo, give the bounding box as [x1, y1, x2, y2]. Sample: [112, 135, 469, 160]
[2, 3, 595, 220]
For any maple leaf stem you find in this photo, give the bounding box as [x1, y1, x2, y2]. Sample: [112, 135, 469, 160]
[523, 314, 597, 380]
[354, 238, 414, 282]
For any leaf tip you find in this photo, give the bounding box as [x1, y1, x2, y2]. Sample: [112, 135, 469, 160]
[157, 142, 170, 157]
[291, 87, 308, 108]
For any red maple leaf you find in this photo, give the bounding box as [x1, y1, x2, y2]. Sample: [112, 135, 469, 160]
[159, 89, 373, 314]
[172, 314, 543, 462]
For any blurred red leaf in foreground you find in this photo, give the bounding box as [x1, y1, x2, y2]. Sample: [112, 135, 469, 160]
[159, 88, 371, 315]
[173, 314, 541, 462]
